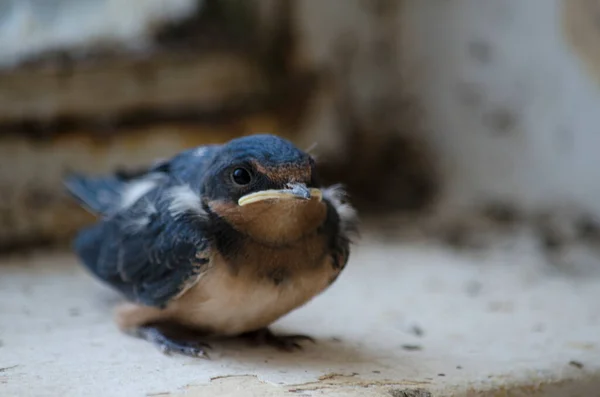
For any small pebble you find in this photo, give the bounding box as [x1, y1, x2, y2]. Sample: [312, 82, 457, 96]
[569, 360, 584, 369]
[410, 325, 425, 337]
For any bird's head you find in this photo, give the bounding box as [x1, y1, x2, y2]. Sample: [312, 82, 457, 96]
[202, 134, 327, 244]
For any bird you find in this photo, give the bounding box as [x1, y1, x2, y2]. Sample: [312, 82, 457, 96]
[64, 134, 358, 358]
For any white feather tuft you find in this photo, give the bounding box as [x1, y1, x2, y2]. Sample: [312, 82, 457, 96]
[167, 185, 207, 219]
[322, 184, 358, 231]
[194, 147, 208, 157]
[121, 198, 158, 232]
[120, 174, 164, 210]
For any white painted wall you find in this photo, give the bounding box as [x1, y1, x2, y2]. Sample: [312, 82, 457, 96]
[401, 0, 600, 216]
[296, 0, 600, 217]
[0, 0, 199, 67]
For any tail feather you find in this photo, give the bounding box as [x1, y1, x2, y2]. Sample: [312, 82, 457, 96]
[64, 174, 124, 215]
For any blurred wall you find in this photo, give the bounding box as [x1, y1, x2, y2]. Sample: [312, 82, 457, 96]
[0, 0, 199, 68]
[296, 0, 600, 219]
[2, 0, 600, 250]
[0, 0, 295, 249]
[402, 0, 600, 219]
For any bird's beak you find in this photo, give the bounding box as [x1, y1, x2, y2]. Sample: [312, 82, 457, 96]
[238, 183, 323, 206]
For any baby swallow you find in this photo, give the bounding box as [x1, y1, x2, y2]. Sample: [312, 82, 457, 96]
[65, 134, 358, 357]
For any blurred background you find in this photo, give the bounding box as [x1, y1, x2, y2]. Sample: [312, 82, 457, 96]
[2, 0, 600, 275]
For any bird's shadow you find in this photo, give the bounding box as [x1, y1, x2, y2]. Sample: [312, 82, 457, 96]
[167, 325, 396, 379]
[92, 290, 405, 376]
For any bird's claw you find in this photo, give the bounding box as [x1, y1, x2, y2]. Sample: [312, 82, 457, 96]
[243, 328, 315, 352]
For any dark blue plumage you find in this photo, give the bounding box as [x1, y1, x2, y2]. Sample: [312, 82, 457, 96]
[64, 174, 127, 215]
[65, 135, 316, 308]
[73, 191, 209, 307]
[66, 144, 221, 307]
[217, 134, 308, 165]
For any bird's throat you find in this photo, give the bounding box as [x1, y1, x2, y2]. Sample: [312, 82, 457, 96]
[208, 199, 327, 245]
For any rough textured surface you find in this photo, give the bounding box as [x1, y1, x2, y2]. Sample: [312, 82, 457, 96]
[1, 232, 599, 396]
[0, 52, 266, 122]
[399, 0, 600, 217]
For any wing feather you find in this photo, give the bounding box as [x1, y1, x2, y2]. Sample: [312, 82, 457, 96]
[68, 144, 221, 307]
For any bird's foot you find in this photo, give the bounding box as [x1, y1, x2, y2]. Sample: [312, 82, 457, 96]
[242, 328, 315, 352]
[131, 326, 211, 358]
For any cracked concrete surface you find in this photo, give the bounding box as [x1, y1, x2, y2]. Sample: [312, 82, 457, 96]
[1, 233, 599, 396]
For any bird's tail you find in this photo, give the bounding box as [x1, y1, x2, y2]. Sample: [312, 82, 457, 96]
[63, 173, 124, 215]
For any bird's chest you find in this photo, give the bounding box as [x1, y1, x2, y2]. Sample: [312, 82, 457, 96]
[171, 237, 337, 335]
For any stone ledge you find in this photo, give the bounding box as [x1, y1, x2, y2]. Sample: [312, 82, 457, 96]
[1, 235, 598, 396]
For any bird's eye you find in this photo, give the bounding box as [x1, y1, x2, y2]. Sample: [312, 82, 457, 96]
[231, 167, 252, 185]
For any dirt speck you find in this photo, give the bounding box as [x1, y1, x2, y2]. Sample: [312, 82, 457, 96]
[401, 344, 423, 351]
[389, 388, 432, 397]
[569, 360, 584, 369]
[482, 202, 520, 224]
[372, 370, 381, 374]
[465, 280, 483, 297]
[318, 372, 358, 381]
[457, 82, 483, 108]
[0, 365, 18, 373]
[68, 307, 81, 317]
[443, 223, 482, 250]
[576, 216, 600, 240]
[468, 40, 493, 64]
[539, 228, 564, 252]
[484, 108, 518, 135]
[437, 373, 446, 377]
[456, 365, 463, 370]
[409, 325, 425, 337]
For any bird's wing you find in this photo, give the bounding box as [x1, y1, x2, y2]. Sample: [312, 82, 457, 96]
[64, 144, 221, 216]
[74, 184, 212, 308]
[66, 144, 221, 307]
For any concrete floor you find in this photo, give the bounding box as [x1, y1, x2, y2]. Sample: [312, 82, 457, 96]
[1, 233, 599, 397]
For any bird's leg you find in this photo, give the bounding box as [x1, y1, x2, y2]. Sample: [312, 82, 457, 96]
[241, 327, 316, 351]
[114, 303, 211, 358]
